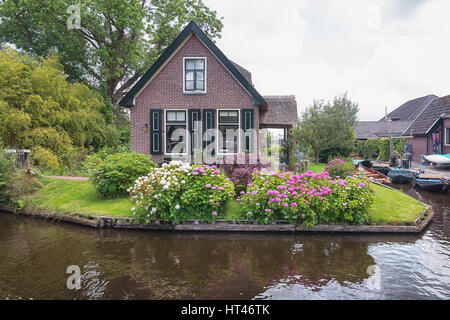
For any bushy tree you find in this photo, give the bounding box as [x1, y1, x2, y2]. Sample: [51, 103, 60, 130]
[0, 49, 119, 168]
[294, 94, 359, 162]
[0, 0, 223, 111]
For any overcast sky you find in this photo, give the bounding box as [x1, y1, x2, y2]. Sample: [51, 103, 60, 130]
[204, 0, 450, 120]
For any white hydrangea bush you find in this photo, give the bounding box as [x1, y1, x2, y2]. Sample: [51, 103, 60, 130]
[129, 161, 235, 223]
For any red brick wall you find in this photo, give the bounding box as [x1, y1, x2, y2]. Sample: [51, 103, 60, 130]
[130, 33, 258, 163]
[412, 136, 427, 162]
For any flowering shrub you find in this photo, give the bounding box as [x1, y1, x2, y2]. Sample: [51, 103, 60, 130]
[238, 169, 375, 226]
[219, 154, 271, 191]
[325, 158, 354, 178]
[129, 161, 235, 223]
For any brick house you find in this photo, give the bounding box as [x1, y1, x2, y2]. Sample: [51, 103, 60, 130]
[355, 94, 450, 162]
[119, 21, 298, 164]
[402, 95, 450, 161]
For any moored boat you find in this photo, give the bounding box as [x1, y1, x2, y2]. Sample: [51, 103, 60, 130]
[410, 173, 449, 193]
[356, 163, 392, 184]
[388, 169, 415, 184]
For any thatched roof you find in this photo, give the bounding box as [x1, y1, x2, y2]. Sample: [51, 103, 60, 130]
[230, 61, 252, 85]
[355, 121, 412, 140]
[259, 95, 298, 128]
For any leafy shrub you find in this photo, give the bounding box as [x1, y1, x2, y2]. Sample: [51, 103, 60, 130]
[325, 158, 354, 178]
[219, 154, 272, 191]
[90, 152, 156, 198]
[129, 162, 235, 223]
[0, 149, 14, 202]
[84, 145, 130, 174]
[238, 170, 375, 226]
[357, 139, 379, 159]
[30, 146, 60, 170]
[5, 170, 43, 201]
[378, 138, 390, 161]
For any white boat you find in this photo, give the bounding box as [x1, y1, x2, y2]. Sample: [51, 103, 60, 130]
[423, 154, 450, 164]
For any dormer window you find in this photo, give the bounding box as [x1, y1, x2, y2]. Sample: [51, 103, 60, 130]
[184, 58, 206, 93]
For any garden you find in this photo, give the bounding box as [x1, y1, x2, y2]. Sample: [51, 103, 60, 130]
[0, 150, 427, 228]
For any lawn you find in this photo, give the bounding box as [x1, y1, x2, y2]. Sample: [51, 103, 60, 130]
[368, 183, 427, 224]
[28, 178, 133, 217]
[309, 162, 328, 173]
[24, 178, 426, 225]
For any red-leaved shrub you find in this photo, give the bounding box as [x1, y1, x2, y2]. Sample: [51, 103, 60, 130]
[219, 154, 272, 190]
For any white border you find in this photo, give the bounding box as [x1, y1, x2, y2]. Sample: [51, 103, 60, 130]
[183, 57, 207, 94]
[445, 127, 450, 146]
[217, 108, 240, 155]
[164, 109, 189, 156]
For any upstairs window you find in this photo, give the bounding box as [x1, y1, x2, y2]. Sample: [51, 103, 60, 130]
[184, 58, 206, 93]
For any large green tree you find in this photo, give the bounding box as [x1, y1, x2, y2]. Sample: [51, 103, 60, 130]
[0, 48, 118, 168]
[0, 0, 223, 109]
[294, 94, 359, 162]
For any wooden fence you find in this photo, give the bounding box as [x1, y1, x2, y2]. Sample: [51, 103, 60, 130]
[3, 149, 30, 168]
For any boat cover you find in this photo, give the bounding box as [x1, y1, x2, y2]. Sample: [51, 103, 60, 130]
[423, 154, 450, 164]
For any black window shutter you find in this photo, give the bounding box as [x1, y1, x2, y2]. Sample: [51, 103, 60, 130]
[203, 109, 216, 155]
[241, 109, 254, 153]
[150, 109, 162, 155]
[188, 109, 201, 154]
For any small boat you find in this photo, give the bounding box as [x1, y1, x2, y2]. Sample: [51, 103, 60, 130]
[357, 164, 392, 184]
[387, 168, 415, 184]
[371, 162, 391, 175]
[410, 173, 449, 193]
[423, 154, 450, 165]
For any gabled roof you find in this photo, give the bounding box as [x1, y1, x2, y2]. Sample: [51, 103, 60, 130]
[259, 95, 298, 128]
[355, 121, 412, 140]
[381, 95, 437, 121]
[404, 95, 450, 136]
[119, 21, 267, 107]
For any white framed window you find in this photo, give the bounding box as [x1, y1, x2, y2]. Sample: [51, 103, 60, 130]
[183, 57, 206, 93]
[218, 109, 240, 154]
[445, 127, 450, 146]
[165, 110, 188, 155]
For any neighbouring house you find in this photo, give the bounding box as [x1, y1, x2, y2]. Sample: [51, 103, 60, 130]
[119, 21, 298, 164]
[355, 94, 450, 162]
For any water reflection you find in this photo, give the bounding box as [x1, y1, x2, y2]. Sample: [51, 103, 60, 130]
[0, 184, 449, 300]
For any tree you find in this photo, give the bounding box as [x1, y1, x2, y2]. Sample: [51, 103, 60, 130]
[294, 94, 359, 163]
[0, 48, 119, 167]
[0, 0, 223, 111]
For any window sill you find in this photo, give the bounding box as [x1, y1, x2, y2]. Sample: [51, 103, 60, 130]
[183, 91, 207, 95]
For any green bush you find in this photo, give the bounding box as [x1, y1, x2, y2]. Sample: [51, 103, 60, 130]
[84, 145, 130, 175]
[5, 170, 43, 201]
[357, 139, 379, 159]
[0, 149, 14, 202]
[378, 138, 390, 161]
[30, 146, 60, 170]
[129, 162, 235, 223]
[90, 152, 156, 198]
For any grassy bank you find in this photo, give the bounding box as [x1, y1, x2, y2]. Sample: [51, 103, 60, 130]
[20, 178, 427, 225]
[27, 178, 132, 217]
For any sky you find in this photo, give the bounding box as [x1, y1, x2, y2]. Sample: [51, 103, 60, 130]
[203, 0, 450, 120]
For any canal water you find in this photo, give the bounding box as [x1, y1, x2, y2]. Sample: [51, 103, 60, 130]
[0, 185, 449, 300]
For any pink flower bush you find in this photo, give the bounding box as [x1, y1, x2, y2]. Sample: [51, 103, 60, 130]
[325, 158, 355, 178]
[239, 169, 375, 226]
